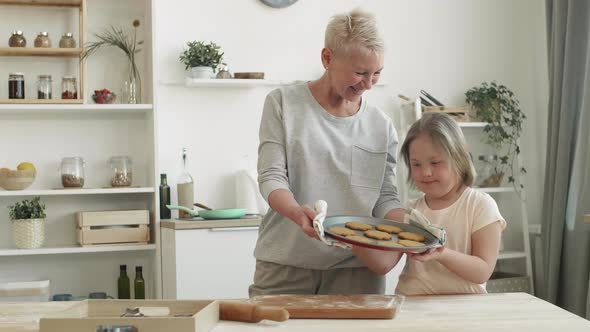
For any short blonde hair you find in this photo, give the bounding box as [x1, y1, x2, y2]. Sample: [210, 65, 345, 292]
[400, 112, 476, 187]
[325, 8, 384, 56]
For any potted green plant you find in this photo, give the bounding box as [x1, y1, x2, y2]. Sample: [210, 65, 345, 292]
[465, 81, 527, 198]
[8, 196, 47, 249]
[179, 41, 224, 79]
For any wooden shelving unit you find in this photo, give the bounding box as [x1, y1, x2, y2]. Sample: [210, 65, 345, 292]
[0, 0, 86, 103]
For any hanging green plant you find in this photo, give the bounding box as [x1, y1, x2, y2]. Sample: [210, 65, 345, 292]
[465, 81, 527, 198]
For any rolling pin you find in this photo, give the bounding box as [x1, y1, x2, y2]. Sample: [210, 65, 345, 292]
[220, 301, 289, 323]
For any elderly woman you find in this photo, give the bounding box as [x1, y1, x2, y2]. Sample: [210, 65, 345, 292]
[250, 8, 404, 296]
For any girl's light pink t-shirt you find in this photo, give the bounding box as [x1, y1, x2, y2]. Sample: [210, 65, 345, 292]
[395, 187, 506, 295]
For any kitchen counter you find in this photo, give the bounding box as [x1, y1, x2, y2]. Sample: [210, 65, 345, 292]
[3, 293, 590, 331]
[160, 216, 262, 230]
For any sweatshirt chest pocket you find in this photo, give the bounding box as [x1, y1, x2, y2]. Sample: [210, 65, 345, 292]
[351, 144, 387, 189]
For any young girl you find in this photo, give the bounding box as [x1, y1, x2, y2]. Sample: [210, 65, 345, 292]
[353, 112, 506, 295]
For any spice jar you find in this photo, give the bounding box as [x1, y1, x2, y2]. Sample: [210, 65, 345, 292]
[60, 157, 85, 188]
[37, 74, 52, 99]
[8, 30, 26, 47]
[61, 76, 77, 99]
[58, 32, 76, 48]
[34, 32, 51, 48]
[8, 73, 25, 99]
[108, 156, 133, 187]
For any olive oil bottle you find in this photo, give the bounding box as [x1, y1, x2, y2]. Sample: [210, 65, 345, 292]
[117, 264, 130, 299]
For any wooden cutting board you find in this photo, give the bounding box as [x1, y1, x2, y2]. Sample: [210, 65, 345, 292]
[248, 294, 403, 319]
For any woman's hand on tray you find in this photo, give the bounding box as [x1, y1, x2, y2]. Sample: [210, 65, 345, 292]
[288, 204, 319, 239]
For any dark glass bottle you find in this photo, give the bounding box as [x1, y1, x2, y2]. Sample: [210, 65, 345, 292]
[117, 264, 130, 299]
[134, 266, 145, 299]
[159, 174, 171, 219]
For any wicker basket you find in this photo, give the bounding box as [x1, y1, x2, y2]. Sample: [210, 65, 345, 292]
[12, 218, 45, 249]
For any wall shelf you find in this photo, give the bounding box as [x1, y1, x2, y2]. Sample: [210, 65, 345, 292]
[0, 47, 82, 57]
[0, 99, 83, 104]
[498, 251, 527, 260]
[474, 187, 515, 193]
[0, 187, 155, 197]
[0, 0, 83, 7]
[161, 78, 388, 88]
[0, 243, 156, 257]
[458, 122, 488, 128]
[0, 103, 153, 114]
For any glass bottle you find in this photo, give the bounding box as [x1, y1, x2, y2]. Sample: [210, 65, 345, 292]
[8, 73, 25, 99]
[134, 266, 145, 299]
[37, 74, 52, 99]
[59, 156, 85, 188]
[117, 264, 130, 299]
[176, 148, 194, 219]
[59, 32, 76, 48]
[159, 173, 171, 219]
[108, 156, 133, 187]
[8, 30, 26, 47]
[34, 32, 51, 48]
[61, 76, 78, 99]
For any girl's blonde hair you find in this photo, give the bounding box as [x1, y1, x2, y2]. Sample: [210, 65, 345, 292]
[400, 112, 476, 187]
[325, 8, 384, 57]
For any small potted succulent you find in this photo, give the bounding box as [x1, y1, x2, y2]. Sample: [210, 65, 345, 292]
[8, 196, 46, 249]
[179, 41, 224, 79]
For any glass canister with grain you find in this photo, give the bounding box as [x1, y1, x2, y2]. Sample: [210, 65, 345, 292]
[59, 157, 85, 188]
[8, 30, 26, 47]
[108, 156, 133, 187]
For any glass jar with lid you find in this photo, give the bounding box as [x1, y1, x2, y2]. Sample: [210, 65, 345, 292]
[8, 73, 25, 99]
[37, 74, 52, 99]
[475, 154, 498, 187]
[8, 30, 26, 47]
[34, 32, 51, 48]
[59, 157, 85, 188]
[109, 156, 133, 187]
[59, 32, 76, 48]
[61, 76, 77, 99]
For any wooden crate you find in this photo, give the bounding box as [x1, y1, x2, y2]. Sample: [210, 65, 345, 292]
[422, 105, 475, 122]
[76, 210, 150, 246]
[39, 299, 219, 332]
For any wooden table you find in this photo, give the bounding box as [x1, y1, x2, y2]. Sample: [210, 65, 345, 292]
[2, 293, 589, 331]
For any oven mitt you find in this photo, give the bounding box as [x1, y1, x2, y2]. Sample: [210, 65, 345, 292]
[312, 200, 352, 249]
[404, 208, 446, 247]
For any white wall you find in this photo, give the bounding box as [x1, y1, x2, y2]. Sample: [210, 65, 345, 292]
[154, 0, 548, 227]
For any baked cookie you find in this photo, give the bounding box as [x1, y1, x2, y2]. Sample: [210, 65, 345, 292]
[375, 224, 403, 234]
[345, 221, 373, 231]
[377, 241, 404, 248]
[346, 235, 373, 244]
[328, 226, 356, 237]
[398, 231, 426, 242]
[364, 230, 392, 241]
[398, 239, 425, 247]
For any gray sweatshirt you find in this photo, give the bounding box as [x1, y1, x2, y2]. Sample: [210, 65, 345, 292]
[255, 82, 402, 269]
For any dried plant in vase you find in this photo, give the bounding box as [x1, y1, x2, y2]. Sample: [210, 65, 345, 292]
[81, 20, 143, 103]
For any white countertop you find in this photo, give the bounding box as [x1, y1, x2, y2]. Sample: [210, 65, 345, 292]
[160, 216, 262, 230]
[3, 293, 589, 331]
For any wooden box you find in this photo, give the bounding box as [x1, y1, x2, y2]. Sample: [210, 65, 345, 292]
[422, 105, 474, 122]
[39, 299, 219, 332]
[76, 210, 150, 246]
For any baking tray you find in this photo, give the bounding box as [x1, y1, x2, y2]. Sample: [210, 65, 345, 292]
[248, 294, 404, 319]
[323, 215, 439, 253]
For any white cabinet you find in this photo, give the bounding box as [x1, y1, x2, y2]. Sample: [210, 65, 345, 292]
[161, 220, 260, 299]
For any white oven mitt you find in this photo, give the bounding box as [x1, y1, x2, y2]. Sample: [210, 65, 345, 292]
[312, 200, 352, 249]
[404, 208, 446, 247]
